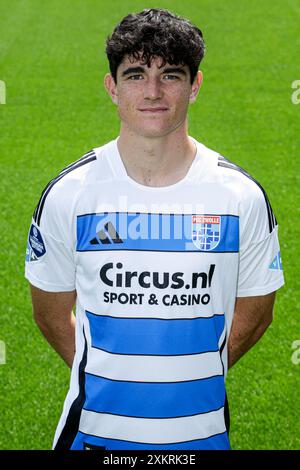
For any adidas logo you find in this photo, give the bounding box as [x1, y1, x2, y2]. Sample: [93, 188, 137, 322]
[90, 221, 123, 245]
[269, 251, 283, 271]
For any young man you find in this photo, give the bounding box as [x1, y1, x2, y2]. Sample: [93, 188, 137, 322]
[25, 8, 284, 450]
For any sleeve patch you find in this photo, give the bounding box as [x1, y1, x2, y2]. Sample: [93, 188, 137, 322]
[26, 224, 46, 262]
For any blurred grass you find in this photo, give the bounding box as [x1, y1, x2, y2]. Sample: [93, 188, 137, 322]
[0, 0, 299, 449]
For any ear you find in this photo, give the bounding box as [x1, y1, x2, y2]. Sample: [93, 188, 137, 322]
[104, 73, 118, 105]
[189, 71, 203, 104]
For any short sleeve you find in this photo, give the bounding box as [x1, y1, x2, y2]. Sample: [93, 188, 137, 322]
[237, 184, 284, 297]
[25, 189, 76, 292]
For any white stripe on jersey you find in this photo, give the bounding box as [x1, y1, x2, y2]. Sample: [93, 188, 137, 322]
[85, 347, 223, 382]
[79, 408, 226, 444]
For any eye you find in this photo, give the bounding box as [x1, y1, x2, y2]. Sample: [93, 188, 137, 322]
[127, 74, 143, 80]
[163, 74, 179, 80]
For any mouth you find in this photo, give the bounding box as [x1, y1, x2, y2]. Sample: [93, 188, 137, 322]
[138, 108, 168, 113]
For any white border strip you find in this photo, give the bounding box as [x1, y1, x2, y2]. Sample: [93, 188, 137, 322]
[79, 408, 226, 444]
[86, 347, 223, 382]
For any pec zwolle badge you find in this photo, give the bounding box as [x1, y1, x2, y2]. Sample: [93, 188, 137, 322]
[192, 215, 221, 251]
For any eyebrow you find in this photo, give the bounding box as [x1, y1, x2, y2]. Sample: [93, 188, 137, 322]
[121, 66, 187, 77]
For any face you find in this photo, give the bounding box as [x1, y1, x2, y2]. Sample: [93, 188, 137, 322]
[104, 55, 203, 138]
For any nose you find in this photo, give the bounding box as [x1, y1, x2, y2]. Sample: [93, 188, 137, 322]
[143, 77, 163, 100]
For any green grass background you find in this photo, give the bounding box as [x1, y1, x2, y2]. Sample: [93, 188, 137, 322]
[0, 0, 299, 450]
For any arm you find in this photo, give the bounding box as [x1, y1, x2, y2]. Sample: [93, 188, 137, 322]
[228, 291, 276, 369]
[30, 284, 77, 368]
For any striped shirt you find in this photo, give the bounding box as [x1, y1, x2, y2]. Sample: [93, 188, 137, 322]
[25, 136, 284, 450]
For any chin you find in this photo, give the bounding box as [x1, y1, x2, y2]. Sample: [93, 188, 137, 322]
[138, 129, 172, 138]
[135, 123, 175, 137]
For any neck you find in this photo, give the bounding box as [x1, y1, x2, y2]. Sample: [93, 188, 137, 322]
[117, 122, 197, 187]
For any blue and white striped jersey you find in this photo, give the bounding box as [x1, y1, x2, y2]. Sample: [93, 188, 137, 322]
[25, 136, 284, 450]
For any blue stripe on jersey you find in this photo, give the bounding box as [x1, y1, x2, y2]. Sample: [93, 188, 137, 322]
[86, 311, 225, 355]
[76, 213, 239, 252]
[71, 430, 230, 450]
[83, 373, 225, 418]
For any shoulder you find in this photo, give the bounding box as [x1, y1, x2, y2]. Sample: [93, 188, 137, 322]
[32, 143, 109, 227]
[202, 143, 268, 200]
[193, 138, 277, 236]
[216, 154, 277, 234]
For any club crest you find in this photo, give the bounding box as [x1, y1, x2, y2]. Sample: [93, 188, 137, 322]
[192, 215, 221, 251]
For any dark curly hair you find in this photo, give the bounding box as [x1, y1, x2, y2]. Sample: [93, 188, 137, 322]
[105, 8, 205, 85]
